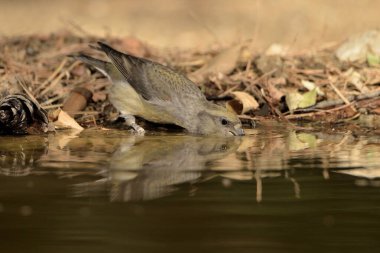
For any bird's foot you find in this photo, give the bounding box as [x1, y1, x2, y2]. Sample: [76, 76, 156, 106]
[121, 114, 145, 136]
[129, 123, 145, 136]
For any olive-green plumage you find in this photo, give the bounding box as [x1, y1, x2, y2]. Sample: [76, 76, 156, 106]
[75, 42, 244, 136]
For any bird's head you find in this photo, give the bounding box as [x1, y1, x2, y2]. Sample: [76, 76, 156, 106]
[196, 103, 245, 136]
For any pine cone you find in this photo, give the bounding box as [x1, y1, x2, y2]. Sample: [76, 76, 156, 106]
[0, 94, 49, 135]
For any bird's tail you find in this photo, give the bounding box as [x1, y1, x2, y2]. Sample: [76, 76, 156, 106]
[70, 54, 109, 76]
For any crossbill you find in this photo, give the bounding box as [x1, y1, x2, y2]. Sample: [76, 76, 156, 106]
[75, 42, 244, 136]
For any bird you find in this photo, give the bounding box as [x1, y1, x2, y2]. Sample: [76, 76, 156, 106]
[73, 42, 244, 136]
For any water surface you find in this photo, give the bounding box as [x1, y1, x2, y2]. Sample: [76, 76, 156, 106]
[1, 124, 380, 253]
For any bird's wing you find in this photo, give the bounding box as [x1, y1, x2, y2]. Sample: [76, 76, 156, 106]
[97, 42, 205, 103]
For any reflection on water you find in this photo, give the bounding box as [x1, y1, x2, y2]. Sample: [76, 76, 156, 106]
[1, 125, 380, 252]
[72, 135, 241, 201]
[0, 135, 48, 176]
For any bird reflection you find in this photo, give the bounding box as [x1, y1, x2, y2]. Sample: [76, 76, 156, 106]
[74, 135, 241, 201]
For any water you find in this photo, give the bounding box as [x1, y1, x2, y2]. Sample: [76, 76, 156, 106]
[1, 124, 380, 253]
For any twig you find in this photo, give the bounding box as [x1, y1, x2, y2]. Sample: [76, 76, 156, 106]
[295, 89, 380, 113]
[39, 61, 80, 98]
[285, 104, 352, 120]
[35, 58, 67, 95]
[69, 111, 100, 115]
[217, 83, 240, 98]
[328, 77, 357, 112]
[41, 94, 68, 106]
[251, 69, 278, 85]
[41, 104, 63, 110]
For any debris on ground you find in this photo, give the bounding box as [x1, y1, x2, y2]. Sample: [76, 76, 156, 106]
[0, 93, 49, 135]
[0, 29, 379, 134]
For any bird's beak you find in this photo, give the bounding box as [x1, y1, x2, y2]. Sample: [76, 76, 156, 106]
[229, 124, 245, 136]
[235, 128, 245, 136]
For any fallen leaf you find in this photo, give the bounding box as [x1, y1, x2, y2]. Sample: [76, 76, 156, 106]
[362, 68, 380, 85]
[371, 108, 380, 115]
[298, 89, 317, 108]
[189, 45, 241, 83]
[53, 109, 84, 131]
[343, 68, 369, 93]
[288, 132, 316, 151]
[367, 53, 380, 67]
[301, 80, 325, 96]
[227, 91, 259, 114]
[286, 89, 317, 112]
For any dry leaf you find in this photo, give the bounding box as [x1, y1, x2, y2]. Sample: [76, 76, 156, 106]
[301, 80, 325, 96]
[367, 53, 380, 67]
[53, 109, 84, 131]
[227, 91, 259, 114]
[362, 68, 380, 85]
[343, 68, 369, 93]
[285, 92, 303, 111]
[286, 89, 317, 112]
[189, 45, 241, 83]
[298, 89, 317, 108]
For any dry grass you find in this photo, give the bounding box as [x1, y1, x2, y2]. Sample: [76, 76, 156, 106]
[1, 30, 379, 130]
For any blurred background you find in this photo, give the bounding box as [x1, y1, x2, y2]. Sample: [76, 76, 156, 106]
[0, 0, 379, 50]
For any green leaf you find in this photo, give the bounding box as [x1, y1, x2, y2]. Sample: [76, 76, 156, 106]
[298, 88, 317, 108]
[297, 133, 317, 148]
[367, 53, 380, 67]
[285, 92, 303, 112]
[286, 88, 317, 113]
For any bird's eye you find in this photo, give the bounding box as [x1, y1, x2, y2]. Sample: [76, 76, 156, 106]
[221, 118, 228, 125]
[220, 144, 227, 151]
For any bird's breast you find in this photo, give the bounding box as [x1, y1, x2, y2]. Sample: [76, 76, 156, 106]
[108, 81, 177, 124]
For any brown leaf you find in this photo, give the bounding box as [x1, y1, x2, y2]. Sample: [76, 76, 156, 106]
[371, 108, 380, 115]
[227, 91, 259, 114]
[362, 68, 380, 85]
[52, 109, 83, 131]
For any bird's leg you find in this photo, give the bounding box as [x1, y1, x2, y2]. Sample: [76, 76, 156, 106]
[121, 114, 145, 135]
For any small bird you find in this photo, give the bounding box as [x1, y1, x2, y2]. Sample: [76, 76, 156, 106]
[74, 42, 244, 136]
